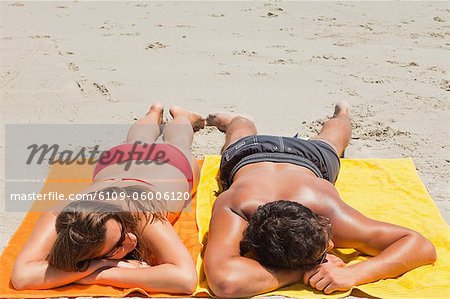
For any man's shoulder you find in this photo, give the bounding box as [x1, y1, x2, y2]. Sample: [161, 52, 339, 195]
[213, 189, 233, 207]
[213, 188, 251, 211]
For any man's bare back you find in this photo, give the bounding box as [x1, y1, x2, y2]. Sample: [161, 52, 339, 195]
[204, 102, 436, 298]
[224, 162, 339, 221]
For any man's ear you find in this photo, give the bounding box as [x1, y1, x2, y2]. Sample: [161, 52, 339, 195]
[243, 250, 257, 260]
[327, 239, 335, 251]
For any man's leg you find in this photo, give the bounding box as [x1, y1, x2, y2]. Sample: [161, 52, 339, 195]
[310, 100, 351, 157]
[206, 113, 257, 153]
[126, 103, 164, 144]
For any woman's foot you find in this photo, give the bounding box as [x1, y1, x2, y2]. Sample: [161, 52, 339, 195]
[146, 102, 164, 125]
[206, 113, 252, 132]
[169, 106, 205, 132]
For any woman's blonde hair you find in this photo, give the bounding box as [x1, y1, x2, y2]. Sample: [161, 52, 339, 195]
[48, 185, 168, 271]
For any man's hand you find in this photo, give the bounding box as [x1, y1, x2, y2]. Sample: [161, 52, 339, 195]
[321, 253, 346, 267]
[303, 254, 355, 294]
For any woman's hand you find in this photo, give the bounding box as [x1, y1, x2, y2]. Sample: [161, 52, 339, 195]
[75, 259, 150, 285]
[74, 259, 117, 285]
[90, 258, 120, 270]
[74, 269, 104, 285]
[117, 259, 151, 269]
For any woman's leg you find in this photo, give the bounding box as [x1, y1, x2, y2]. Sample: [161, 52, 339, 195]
[206, 113, 257, 153]
[126, 103, 164, 144]
[310, 100, 351, 157]
[163, 106, 206, 188]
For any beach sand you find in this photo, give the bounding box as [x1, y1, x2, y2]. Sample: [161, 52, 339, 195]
[1, 1, 449, 297]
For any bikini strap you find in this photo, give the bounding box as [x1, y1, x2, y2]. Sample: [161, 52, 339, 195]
[94, 178, 156, 187]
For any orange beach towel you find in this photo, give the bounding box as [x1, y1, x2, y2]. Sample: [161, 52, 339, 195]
[0, 161, 207, 298]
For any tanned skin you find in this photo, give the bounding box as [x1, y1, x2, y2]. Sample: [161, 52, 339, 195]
[12, 104, 205, 293]
[204, 101, 436, 298]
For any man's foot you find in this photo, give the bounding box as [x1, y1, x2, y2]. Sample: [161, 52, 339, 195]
[146, 102, 164, 125]
[206, 113, 252, 133]
[332, 100, 350, 158]
[333, 100, 350, 117]
[169, 106, 205, 132]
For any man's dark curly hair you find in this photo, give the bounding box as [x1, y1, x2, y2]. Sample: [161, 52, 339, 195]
[240, 200, 332, 269]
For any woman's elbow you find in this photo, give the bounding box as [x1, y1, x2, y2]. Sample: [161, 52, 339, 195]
[11, 276, 25, 290]
[175, 267, 198, 294]
[180, 273, 197, 294]
[11, 262, 45, 290]
[11, 270, 33, 290]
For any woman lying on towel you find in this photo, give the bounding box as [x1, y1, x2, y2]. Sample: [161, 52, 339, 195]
[12, 104, 204, 294]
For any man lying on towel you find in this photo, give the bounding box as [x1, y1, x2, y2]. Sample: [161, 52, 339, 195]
[204, 101, 436, 298]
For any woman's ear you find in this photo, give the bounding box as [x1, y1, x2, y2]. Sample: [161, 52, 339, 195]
[75, 259, 90, 272]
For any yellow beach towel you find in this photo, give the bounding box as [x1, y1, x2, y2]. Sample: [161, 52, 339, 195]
[195, 155, 450, 298]
[1, 157, 449, 298]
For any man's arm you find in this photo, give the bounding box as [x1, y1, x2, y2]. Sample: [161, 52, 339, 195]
[304, 199, 437, 294]
[204, 193, 302, 298]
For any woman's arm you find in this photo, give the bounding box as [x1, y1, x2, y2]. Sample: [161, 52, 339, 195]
[11, 211, 116, 290]
[77, 218, 197, 294]
[78, 262, 196, 294]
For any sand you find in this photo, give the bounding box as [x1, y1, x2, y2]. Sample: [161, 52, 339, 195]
[1, 0, 449, 296]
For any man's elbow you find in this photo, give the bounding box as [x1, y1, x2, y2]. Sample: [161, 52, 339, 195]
[206, 266, 242, 298]
[409, 232, 437, 265]
[208, 276, 240, 298]
[205, 257, 247, 298]
[421, 236, 437, 264]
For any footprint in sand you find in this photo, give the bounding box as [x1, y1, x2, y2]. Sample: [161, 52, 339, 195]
[314, 16, 337, 22]
[29, 35, 51, 39]
[145, 42, 168, 49]
[433, 16, 446, 22]
[352, 121, 410, 142]
[313, 55, 347, 61]
[232, 50, 257, 57]
[267, 45, 286, 49]
[269, 59, 295, 65]
[93, 83, 119, 103]
[438, 79, 450, 91]
[262, 12, 278, 18]
[67, 62, 79, 72]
